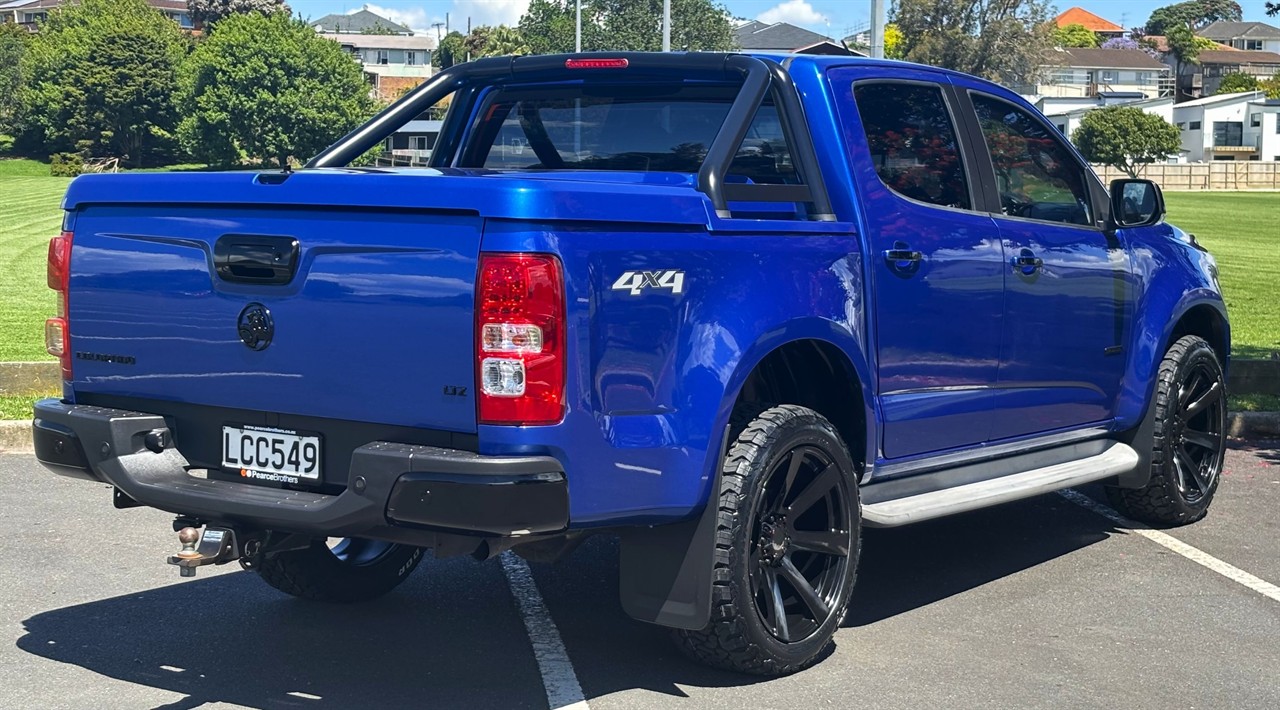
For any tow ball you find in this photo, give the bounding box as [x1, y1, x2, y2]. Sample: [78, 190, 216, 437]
[167, 526, 243, 577]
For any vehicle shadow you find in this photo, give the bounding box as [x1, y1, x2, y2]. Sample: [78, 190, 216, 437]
[16, 493, 1124, 708]
[17, 556, 553, 710]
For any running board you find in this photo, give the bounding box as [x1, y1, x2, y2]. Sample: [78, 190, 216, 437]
[861, 442, 1139, 527]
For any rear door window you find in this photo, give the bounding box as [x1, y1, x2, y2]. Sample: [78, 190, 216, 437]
[463, 85, 798, 184]
[851, 82, 973, 210]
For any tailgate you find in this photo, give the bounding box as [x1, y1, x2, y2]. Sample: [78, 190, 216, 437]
[67, 203, 481, 433]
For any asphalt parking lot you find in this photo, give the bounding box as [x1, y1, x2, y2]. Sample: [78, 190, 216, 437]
[1, 440, 1277, 710]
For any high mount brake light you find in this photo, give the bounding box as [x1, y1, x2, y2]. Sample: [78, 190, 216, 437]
[45, 229, 73, 380]
[476, 254, 566, 425]
[564, 58, 630, 69]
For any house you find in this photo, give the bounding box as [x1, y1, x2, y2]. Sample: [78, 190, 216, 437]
[1039, 95, 1175, 139]
[1171, 91, 1280, 161]
[1054, 7, 1126, 40]
[311, 8, 413, 36]
[734, 20, 863, 55]
[382, 118, 443, 165]
[0, 0, 194, 30]
[1198, 21, 1280, 54]
[1174, 49, 1280, 98]
[321, 33, 434, 100]
[313, 8, 433, 101]
[1031, 48, 1173, 99]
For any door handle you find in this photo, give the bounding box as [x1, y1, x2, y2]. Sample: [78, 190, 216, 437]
[1011, 249, 1043, 274]
[884, 249, 923, 262]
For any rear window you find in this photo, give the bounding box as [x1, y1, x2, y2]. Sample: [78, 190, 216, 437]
[459, 84, 798, 184]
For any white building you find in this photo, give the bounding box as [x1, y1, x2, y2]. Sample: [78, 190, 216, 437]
[1171, 91, 1280, 162]
[1199, 21, 1280, 54]
[1032, 48, 1173, 99]
[313, 9, 434, 101]
[1040, 96, 1175, 139]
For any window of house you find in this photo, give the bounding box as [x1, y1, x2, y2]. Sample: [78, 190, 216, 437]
[411, 136, 430, 151]
[406, 51, 418, 66]
[377, 50, 389, 65]
[1177, 122, 1186, 129]
[971, 93, 1092, 227]
[1190, 121, 1202, 130]
[1246, 40, 1263, 50]
[1100, 70, 1116, 82]
[1276, 114, 1280, 134]
[1055, 123, 1067, 134]
[1136, 72, 1152, 84]
[1251, 113, 1261, 128]
[851, 82, 972, 210]
[1213, 121, 1244, 146]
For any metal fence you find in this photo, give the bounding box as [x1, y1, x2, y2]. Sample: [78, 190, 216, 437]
[1092, 162, 1280, 191]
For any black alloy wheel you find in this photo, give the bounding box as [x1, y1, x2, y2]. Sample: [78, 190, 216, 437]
[674, 404, 860, 676]
[1112, 335, 1227, 526]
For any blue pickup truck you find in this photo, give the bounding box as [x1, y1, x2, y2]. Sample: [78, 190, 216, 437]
[33, 53, 1230, 675]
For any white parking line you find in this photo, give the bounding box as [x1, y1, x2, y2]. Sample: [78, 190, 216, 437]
[1059, 489, 1280, 604]
[500, 552, 590, 710]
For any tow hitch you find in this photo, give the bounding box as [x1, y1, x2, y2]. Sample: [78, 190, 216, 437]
[165, 521, 310, 577]
[167, 526, 241, 577]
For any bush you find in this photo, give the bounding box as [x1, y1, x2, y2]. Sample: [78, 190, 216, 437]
[0, 134, 14, 155]
[49, 152, 83, 177]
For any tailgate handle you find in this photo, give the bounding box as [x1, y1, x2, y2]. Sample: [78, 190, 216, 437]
[214, 235, 299, 285]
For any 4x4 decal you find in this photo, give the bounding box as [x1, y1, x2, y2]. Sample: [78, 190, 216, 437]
[612, 270, 685, 296]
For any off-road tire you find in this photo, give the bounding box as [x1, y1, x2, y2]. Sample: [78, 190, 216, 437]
[673, 404, 861, 676]
[256, 539, 424, 603]
[1111, 335, 1227, 526]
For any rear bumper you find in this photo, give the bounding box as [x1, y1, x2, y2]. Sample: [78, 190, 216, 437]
[32, 399, 568, 539]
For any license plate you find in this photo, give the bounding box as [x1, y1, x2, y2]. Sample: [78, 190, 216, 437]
[221, 425, 321, 483]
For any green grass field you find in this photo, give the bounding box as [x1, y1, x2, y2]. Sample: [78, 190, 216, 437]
[1161, 193, 1279, 361]
[0, 176, 71, 362]
[0, 173, 1275, 365]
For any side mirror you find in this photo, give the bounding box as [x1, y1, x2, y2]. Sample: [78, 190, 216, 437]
[1109, 179, 1165, 228]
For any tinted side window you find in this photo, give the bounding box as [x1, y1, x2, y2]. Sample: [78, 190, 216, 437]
[473, 89, 797, 184]
[971, 94, 1092, 226]
[852, 82, 971, 210]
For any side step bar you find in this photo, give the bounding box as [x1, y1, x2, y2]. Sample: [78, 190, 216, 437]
[861, 442, 1139, 527]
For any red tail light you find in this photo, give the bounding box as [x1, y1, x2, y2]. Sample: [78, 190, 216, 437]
[476, 254, 565, 425]
[45, 230, 73, 380]
[564, 58, 629, 69]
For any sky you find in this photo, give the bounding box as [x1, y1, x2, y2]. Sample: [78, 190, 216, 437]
[289, 0, 1278, 42]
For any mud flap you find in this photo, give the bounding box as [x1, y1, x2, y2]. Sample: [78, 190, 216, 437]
[617, 487, 720, 630]
[1115, 394, 1156, 489]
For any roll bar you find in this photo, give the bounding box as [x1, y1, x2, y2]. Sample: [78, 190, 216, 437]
[307, 53, 835, 221]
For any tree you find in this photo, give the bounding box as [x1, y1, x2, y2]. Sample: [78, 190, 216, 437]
[1071, 106, 1182, 178]
[1102, 35, 1160, 58]
[884, 23, 905, 59]
[482, 25, 531, 57]
[1166, 24, 1203, 90]
[889, 0, 1056, 89]
[187, 0, 289, 27]
[1218, 71, 1259, 92]
[1259, 72, 1280, 99]
[0, 22, 25, 126]
[177, 11, 375, 168]
[17, 0, 187, 165]
[517, 0, 735, 54]
[1269, 2, 1279, 17]
[1145, 1, 1242, 35]
[432, 31, 466, 68]
[1055, 23, 1100, 48]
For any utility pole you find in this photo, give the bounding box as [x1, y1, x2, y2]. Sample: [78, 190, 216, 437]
[870, 0, 885, 59]
[576, 0, 581, 53]
[445, 12, 449, 33]
[432, 22, 444, 42]
[662, 0, 671, 52]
